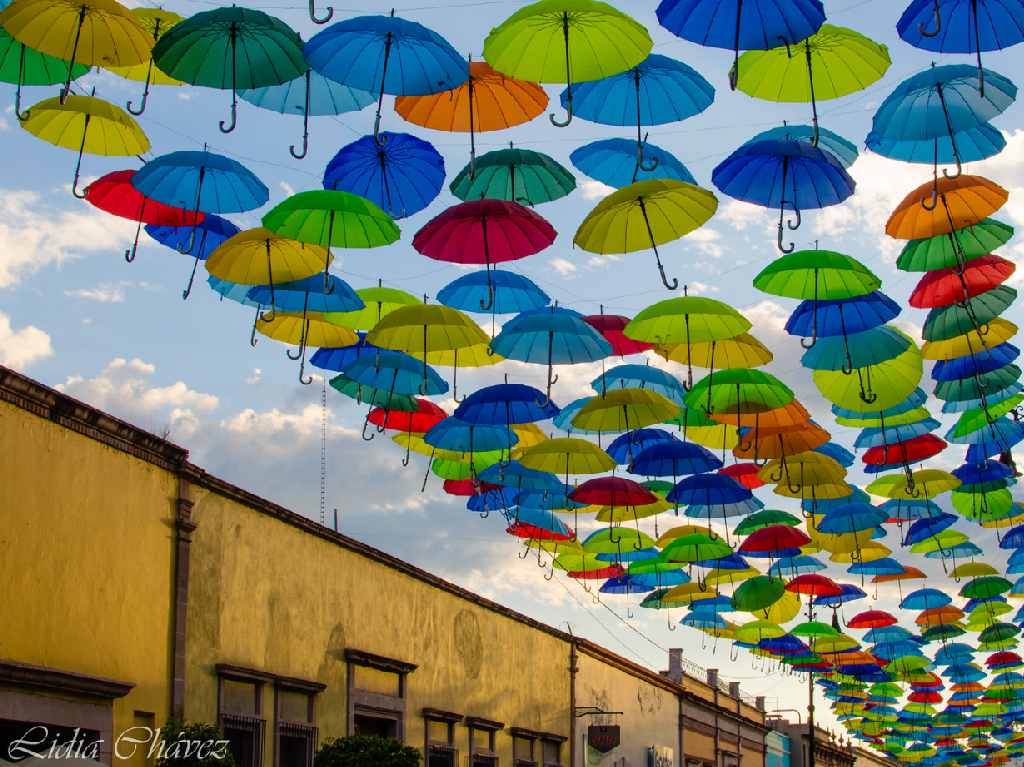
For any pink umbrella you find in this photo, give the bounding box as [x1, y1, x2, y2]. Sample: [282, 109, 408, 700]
[413, 199, 556, 310]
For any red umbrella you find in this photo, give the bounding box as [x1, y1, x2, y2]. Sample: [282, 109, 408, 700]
[986, 651, 1023, 667]
[847, 609, 898, 629]
[739, 524, 811, 554]
[583, 313, 653, 356]
[909, 691, 943, 704]
[368, 398, 447, 432]
[862, 434, 947, 466]
[413, 199, 556, 309]
[785, 573, 842, 598]
[568, 564, 625, 579]
[85, 169, 205, 262]
[443, 478, 498, 496]
[569, 476, 658, 507]
[909, 254, 1016, 308]
[719, 463, 766, 489]
[506, 522, 573, 541]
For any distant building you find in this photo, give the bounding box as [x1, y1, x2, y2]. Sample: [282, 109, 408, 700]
[766, 730, 791, 767]
[767, 721, 855, 767]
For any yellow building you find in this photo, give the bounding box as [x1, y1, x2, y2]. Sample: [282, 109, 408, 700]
[0, 367, 768, 767]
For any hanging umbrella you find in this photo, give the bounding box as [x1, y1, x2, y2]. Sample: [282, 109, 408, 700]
[330, 375, 418, 413]
[630, 441, 722, 491]
[322, 132, 444, 219]
[414, 199, 556, 310]
[886, 174, 1007, 239]
[326, 283, 420, 331]
[570, 477, 658, 541]
[20, 93, 149, 198]
[0, 13, 89, 119]
[712, 138, 855, 253]
[560, 53, 713, 174]
[455, 384, 559, 433]
[490, 306, 611, 402]
[262, 190, 400, 291]
[257, 312, 357, 380]
[239, 69, 373, 159]
[658, 334, 773, 371]
[305, 12, 466, 144]
[897, 0, 1024, 95]
[571, 138, 697, 189]
[575, 179, 718, 289]
[572, 389, 680, 434]
[685, 369, 795, 422]
[899, 218, 1014, 273]
[584, 312, 654, 356]
[397, 60, 548, 178]
[909, 254, 1015, 308]
[107, 8, 184, 116]
[786, 292, 901, 350]
[152, 7, 306, 133]
[607, 429, 678, 465]
[801, 325, 912, 374]
[343, 351, 448, 430]
[310, 333, 380, 373]
[133, 149, 269, 253]
[483, 0, 653, 127]
[0, 0, 150, 102]
[449, 146, 575, 205]
[592, 364, 688, 405]
[750, 124, 860, 167]
[438, 270, 549, 316]
[655, 0, 826, 88]
[736, 24, 890, 143]
[85, 169, 203, 263]
[814, 334, 923, 411]
[147, 215, 240, 300]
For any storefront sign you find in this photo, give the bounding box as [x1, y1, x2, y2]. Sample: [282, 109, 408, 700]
[588, 725, 621, 753]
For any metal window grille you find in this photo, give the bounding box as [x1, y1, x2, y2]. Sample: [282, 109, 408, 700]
[221, 714, 266, 767]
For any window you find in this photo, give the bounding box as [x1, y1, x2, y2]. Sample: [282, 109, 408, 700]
[218, 673, 265, 767]
[275, 686, 319, 767]
[467, 717, 502, 767]
[423, 709, 461, 767]
[541, 738, 562, 767]
[512, 730, 536, 767]
[345, 650, 417, 744]
[353, 713, 398, 739]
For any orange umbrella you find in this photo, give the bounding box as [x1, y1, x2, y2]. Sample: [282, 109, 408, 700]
[709, 400, 810, 429]
[395, 60, 547, 175]
[733, 422, 830, 461]
[916, 605, 965, 626]
[886, 175, 1008, 240]
[873, 566, 925, 583]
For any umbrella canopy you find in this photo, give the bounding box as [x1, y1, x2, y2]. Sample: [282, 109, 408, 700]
[909, 255, 1016, 308]
[655, 0, 826, 87]
[900, 219, 1014, 272]
[206, 228, 330, 296]
[448, 146, 575, 206]
[455, 383, 559, 426]
[322, 132, 445, 219]
[152, 6, 306, 133]
[146, 213, 240, 298]
[630, 440, 722, 478]
[787, 292, 901, 345]
[712, 139, 856, 253]
[574, 179, 719, 289]
[327, 284, 420, 331]
[438, 270, 549, 316]
[584, 313, 655, 356]
[886, 175, 1008, 240]
[736, 24, 890, 142]
[571, 138, 696, 189]
[21, 93, 149, 198]
[571, 389, 680, 434]
[0, 18, 89, 119]
[658, 333, 774, 370]
[482, 0, 653, 127]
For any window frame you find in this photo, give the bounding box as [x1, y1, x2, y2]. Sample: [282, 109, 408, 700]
[466, 717, 504, 767]
[273, 679, 323, 767]
[344, 649, 417, 744]
[422, 709, 462, 767]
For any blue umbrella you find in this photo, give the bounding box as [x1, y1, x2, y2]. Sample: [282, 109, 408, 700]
[933, 343, 1020, 382]
[855, 419, 941, 449]
[508, 506, 571, 537]
[553, 397, 602, 434]
[865, 625, 916, 644]
[247, 273, 363, 315]
[953, 459, 1015, 484]
[803, 488, 871, 514]
[817, 504, 888, 534]
[750, 124, 859, 167]
[478, 461, 564, 493]
[691, 595, 735, 613]
[769, 555, 826, 577]
[132, 150, 268, 254]
[207, 275, 261, 307]
[146, 213, 240, 299]
[897, 0, 1024, 96]
[629, 441, 722, 478]
[343, 349, 447, 397]
[310, 332, 379, 372]
[942, 381, 1024, 412]
[322, 132, 444, 219]
[592, 363, 689, 406]
[832, 388, 929, 419]
[606, 428, 679, 464]
[239, 68, 374, 158]
[655, 0, 826, 88]
[868, 122, 1007, 167]
[560, 53, 713, 174]
[491, 306, 612, 403]
[813, 583, 866, 607]
[600, 575, 655, 595]
[814, 442, 856, 467]
[454, 383, 559, 426]
[687, 497, 764, 519]
[570, 138, 697, 189]
[668, 473, 751, 505]
[787, 292, 901, 342]
[712, 138, 855, 253]
[681, 612, 729, 631]
[304, 14, 467, 143]
[424, 417, 517, 480]
[466, 486, 519, 513]
[903, 513, 958, 546]
[437, 270, 549, 316]
[961, 418, 1024, 458]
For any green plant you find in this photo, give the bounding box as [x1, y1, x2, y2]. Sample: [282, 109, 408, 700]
[314, 735, 421, 767]
[153, 720, 236, 767]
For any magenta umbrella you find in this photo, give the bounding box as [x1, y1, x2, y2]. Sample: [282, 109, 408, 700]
[413, 199, 556, 310]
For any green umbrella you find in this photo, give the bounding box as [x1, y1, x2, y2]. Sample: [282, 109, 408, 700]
[449, 145, 576, 205]
[736, 510, 802, 535]
[753, 249, 881, 346]
[661, 533, 732, 563]
[643, 479, 674, 496]
[961, 576, 1013, 600]
[152, 6, 306, 133]
[732, 575, 786, 612]
[326, 283, 421, 331]
[952, 394, 1024, 438]
[898, 218, 1014, 272]
[923, 286, 1017, 342]
[583, 527, 658, 554]
[482, 0, 652, 127]
[736, 24, 890, 144]
[684, 369, 795, 416]
[980, 623, 1020, 644]
[791, 620, 840, 638]
[263, 190, 400, 291]
[935, 365, 1021, 403]
[329, 374, 418, 410]
[0, 31, 88, 119]
[952, 487, 1014, 521]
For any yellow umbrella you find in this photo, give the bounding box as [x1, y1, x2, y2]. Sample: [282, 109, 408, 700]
[510, 423, 546, 458]
[574, 179, 718, 290]
[256, 311, 358, 383]
[571, 388, 679, 433]
[20, 93, 149, 197]
[595, 498, 672, 523]
[921, 318, 1018, 360]
[107, 8, 185, 115]
[1, 0, 151, 100]
[951, 562, 1000, 578]
[829, 542, 892, 564]
[405, 342, 503, 402]
[657, 333, 773, 369]
[735, 619, 785, 645]
[813, 333, 922, 413]
[663, 583, 719, 606]
[657, 524, 719, 547]
[866, 469, 961, 500]
[762, 590, 801, 624]
[519, 437, 615, 475]
[206, 228, 331, 288]
[759, 451, 846, 486]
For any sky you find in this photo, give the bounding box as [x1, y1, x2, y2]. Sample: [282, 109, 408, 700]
[3, 0, 1024, 732]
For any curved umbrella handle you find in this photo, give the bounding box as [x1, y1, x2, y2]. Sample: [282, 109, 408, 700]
[841, 351, 853, 376]
[14, 47, 32, 122]
[309, 0, 333, 23]
[550, 97, 573, 128]
[219, 98, 237, 134]
[786, 206, 802, 231]
[361, 413, 376, 441]
[800, 334, 817, 349]
[921, 185, 939, 211]
[182, 256, 200, 300]
[250, 306, 261, 347]
[637, 132, 659, 173]
[125, 217, 144, 262]
[551, 13, 573, 127]
[289, 115, 310, 159]
[777, 220, 795, 254]
[126, 60, 154, 116]
[919, 0, 942, 37]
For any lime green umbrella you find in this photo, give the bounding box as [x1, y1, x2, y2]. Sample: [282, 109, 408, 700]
[952, 395, 1024, 437]
[962, 576, 1013, 600]
[152, 6, 306, 133]
[736, 510, 801, 535]
[898, 218, 1014, 272]
[732, 575, 786, 613]
[736, 25, 890, 144]
[0, 30, 89, 119]
[735, 619, 785, 645]
[662, 533, 732, 563]
[583, 527, 657, 554]
[326, 282, 421, 331]
[791, 620, 840, 639]
[624, 295, 750, 387]
[952, 487, 1014, 521]
[449, 145, 575, 205]
[482, 0, 652, 127]
[263, 190, 400, 291]
[685, 369, 795, 417]
[814, 332, 921, 411]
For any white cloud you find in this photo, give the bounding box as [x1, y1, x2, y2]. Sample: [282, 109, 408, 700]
[0, 311, 53, 369]
[220, 403, 359, 452]
[580, 179, 614, 200]
[687, 281, 719, 295]
[64, 284, 127, 303]
[718, 199, 766, 231]
[687, 227, 723, 258]
[740, 299, 790, 337]
[550, 257, 577, 276]
[245, 368, 262, 385]
[0, 190, 137, 288]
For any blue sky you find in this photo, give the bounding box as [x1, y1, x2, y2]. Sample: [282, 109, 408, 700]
[3, 0, 1024, 726]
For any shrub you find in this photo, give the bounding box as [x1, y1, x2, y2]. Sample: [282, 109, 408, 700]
[154, 720, 236, 767]
[314, 735, 421, 767]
